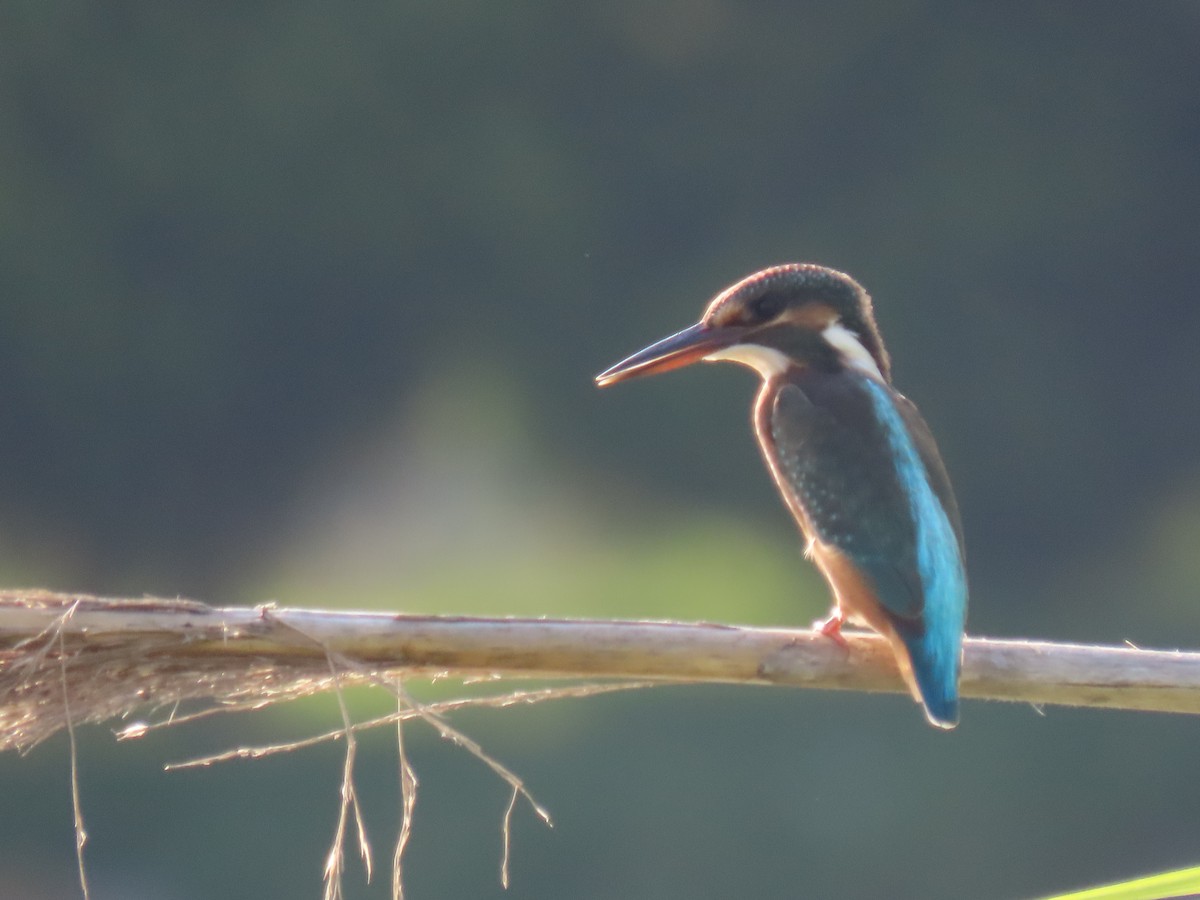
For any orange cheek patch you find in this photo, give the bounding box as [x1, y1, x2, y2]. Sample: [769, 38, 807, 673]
[785, 302, 839, 331]
[705, 299, 839, 330]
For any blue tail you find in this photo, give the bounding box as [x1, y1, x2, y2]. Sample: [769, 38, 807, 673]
[903, 631, 961, 729]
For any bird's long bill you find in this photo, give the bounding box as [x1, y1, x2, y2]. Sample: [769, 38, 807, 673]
[595, 322, 737, 387]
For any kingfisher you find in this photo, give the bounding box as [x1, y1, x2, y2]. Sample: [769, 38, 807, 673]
[595, 264, 967, 728]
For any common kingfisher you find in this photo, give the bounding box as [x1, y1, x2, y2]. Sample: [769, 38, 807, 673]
[595, 264, 967, 728]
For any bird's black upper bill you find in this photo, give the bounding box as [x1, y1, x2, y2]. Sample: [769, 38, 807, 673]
[595, 322, 741, 387]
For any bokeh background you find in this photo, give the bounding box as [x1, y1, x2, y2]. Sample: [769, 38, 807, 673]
[3, 3, 1200, 898]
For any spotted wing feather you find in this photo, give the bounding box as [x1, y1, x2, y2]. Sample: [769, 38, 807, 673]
[768, 379, 926, 623]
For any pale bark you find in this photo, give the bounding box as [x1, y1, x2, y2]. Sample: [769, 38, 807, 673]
[3, 589, 1198, 752]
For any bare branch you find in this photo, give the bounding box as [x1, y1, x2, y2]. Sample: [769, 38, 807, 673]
[3, 589, 1200, 755]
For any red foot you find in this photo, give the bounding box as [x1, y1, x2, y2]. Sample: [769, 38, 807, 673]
[814, 610, 849, 649]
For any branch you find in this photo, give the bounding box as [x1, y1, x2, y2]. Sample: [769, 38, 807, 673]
[2, 588, 1199, 752]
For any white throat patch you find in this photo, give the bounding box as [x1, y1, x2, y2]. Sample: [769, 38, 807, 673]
[822, 321, 884, 381]
[702, 343, 791, 379]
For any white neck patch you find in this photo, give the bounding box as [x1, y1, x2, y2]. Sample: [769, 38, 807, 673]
[702, 343, 790, 379]
[822, 321, 884, 381]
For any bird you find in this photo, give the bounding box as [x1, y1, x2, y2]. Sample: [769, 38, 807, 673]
[595, 264, 967, 728]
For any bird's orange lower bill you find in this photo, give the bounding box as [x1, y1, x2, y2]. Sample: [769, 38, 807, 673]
[595, 322, 740, 387]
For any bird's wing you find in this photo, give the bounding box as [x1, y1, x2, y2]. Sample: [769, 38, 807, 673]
[892, 392, 966, 558]
[769, 381, 925, 622]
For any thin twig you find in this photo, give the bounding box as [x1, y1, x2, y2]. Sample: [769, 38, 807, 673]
[318, 639, 372, 900]
[313, 635, 556, 870]
[500, 785, 519, 889]
[57, 602, 90, 900]
[388, 674, 555, 882]
[393, 688, 417, 900]
[263, 611, 555, 898]
[161, 682, 651, 768]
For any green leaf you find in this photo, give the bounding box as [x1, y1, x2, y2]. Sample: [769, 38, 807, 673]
[1039, 864, 1200, 900]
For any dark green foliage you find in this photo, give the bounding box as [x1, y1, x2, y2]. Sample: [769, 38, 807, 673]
[2, 3, 1200, 897]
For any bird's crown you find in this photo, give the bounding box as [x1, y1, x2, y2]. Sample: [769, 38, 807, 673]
[703, 264, 891, 381]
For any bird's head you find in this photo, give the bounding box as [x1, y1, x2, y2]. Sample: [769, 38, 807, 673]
[595, 264, 891, 387]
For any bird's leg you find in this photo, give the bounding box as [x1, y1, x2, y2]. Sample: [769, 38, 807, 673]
[814, 608, 849, 649]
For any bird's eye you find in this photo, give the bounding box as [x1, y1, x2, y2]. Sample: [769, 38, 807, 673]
[750, 291, 785, 322]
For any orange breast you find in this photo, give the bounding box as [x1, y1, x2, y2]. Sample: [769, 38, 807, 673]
[810, 540, 924, 705]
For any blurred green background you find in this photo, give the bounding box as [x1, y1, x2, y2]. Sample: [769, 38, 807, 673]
[3, 2, 1200, 898]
